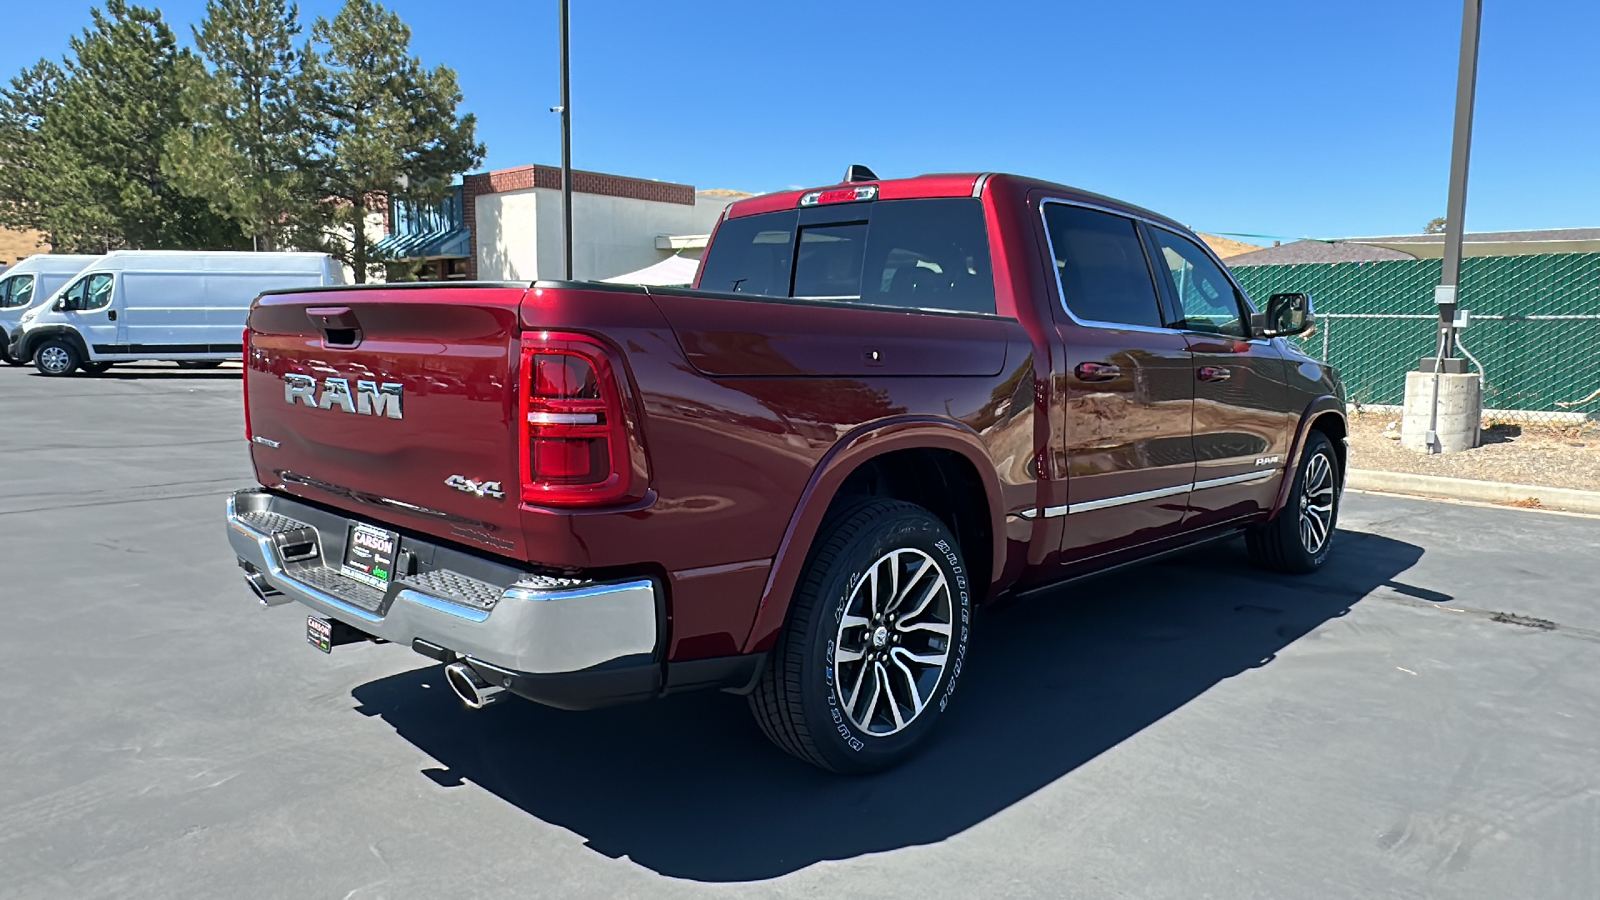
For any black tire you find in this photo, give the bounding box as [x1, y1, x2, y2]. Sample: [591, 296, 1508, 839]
[80, 361, 113, 375]
[33, 338, 81, 376]
[1246, 431, 1341, 573]
[176, 360, 224, 369]
[749, 499, 973, 774]
[0, 341, 18, 366]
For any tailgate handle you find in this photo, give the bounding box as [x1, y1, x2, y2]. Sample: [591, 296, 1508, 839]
[306, 306, 362, 349]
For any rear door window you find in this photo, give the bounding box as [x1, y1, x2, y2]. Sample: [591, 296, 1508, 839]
[697, 199, 996, 314]
[1043, 202, 1165, 329]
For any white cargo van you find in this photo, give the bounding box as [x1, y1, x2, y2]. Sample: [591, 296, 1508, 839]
[10, 250, 345, 376]
[0, 254, 102, 365]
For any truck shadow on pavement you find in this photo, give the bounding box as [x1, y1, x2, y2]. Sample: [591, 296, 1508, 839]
[350, 529, 1433, 883]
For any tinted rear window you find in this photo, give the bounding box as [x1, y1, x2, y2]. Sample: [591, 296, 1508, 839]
[697, 212, 797, 297]
[698, 199, 996, 314]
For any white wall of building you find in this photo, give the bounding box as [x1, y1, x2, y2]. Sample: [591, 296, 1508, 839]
[475, 189, 733, 282]
[475, 189, 542, 281]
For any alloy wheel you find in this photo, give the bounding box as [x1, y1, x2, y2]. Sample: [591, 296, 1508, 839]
[832, 547, 954, 737]
[1299, 451, 1336, 554]
[38, 345, 71, 374]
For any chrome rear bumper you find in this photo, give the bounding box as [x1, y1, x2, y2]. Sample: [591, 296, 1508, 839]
[224, 488, 660, 680]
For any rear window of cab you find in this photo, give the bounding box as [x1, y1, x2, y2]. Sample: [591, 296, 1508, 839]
[698, 198, 996, 315]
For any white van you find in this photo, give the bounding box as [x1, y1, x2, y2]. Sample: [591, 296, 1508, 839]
[10, 250, 345, 376]
[0, 254, 102, 365]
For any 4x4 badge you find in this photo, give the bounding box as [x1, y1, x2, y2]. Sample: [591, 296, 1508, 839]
[445, 475, 505, 500]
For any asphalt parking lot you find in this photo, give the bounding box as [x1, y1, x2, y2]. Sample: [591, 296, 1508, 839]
[2, 362, 1598, 900]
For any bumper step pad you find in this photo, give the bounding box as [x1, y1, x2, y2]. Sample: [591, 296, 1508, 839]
[397, 569, 504, 612]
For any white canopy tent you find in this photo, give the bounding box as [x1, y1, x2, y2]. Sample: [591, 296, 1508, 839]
[599, 253, 700, 287]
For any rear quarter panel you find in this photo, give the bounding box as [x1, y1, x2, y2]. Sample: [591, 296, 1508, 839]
[520, 285, 1037, 660]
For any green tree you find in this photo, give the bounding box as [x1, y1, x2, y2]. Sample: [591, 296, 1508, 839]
[1424, 216, 1447, 235]
[0, 60, 66, 242]
[164, 0, 322, 251]
[45, 0, 246, 250]
[310, 0, 483, 281]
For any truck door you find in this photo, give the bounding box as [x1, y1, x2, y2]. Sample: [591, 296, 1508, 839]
[63, 272, 124, 355]
[1142, 225, 1294, 529]
[1041, 200, 1195, 562]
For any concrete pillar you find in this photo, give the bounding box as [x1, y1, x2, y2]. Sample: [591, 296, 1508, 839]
[1401, 372, 1482, 453]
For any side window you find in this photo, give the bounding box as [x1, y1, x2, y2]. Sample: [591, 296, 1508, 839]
[61, 276, 90, 308]
[791, 222, 867, 300]
[1149, 229, 1249, 337]
[696, 211, 797, 297]
[1043, 203, 1164, 329]
[81, 273, 114, 310]
[10, 275, 34, 308]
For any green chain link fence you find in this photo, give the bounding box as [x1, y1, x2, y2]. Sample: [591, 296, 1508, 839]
[1230, 253, 1600, 424]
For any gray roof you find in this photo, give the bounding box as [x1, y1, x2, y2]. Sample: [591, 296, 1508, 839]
[1225, 226, 1600, 268]
[1226, 240, 1414, 267]
[1350, 227, 1600, 244]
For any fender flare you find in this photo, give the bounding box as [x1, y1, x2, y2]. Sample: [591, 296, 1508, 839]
[1269, 395, 1347, 518]
[740, 416, 1007, 655]
[18, 325, 90, 363]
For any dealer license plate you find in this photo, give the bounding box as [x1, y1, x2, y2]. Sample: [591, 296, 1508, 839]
[340, 522, 400, 589]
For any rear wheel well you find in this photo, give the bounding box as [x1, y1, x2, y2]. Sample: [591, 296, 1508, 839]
[828, 448, 993, 604]
[1310, 412, 1348, 478]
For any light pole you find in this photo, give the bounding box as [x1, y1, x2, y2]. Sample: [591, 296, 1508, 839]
[558, 0, 573, 281]
[1424, 0, 1482, 453]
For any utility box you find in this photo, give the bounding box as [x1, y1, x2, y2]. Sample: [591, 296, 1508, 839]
[1401, 372, 1482, 453]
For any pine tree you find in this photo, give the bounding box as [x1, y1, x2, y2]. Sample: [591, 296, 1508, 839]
[0, 60, 66, 241]
[44, 0, 245, 250]
[310, 0, 483, 282]
[165, 0, 321, 251]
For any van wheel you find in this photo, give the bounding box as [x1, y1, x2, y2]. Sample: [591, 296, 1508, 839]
[34, 339, 81, 376]
[0, 344, 18, 366]
[1246, 431, 1341, 573]
[176, 360, 224, 369]
[749, 499, 972, 774]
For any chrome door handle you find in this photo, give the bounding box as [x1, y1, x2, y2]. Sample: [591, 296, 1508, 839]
[1198, 366, 1231, 382]
[1074, 362, 1122, 382]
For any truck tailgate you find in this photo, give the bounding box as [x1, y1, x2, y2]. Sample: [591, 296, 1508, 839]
[245, 285, 532, 557]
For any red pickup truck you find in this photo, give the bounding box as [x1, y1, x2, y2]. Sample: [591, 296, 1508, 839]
[225, 171, 1345, 773]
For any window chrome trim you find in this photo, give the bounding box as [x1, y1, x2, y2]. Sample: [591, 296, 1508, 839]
[1038, 197, 1271, 344]
[1039, 197, 1177, 335]
[1017, 468, 1283, 518]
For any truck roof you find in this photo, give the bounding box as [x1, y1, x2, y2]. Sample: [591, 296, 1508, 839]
[725, 172, 1189, 235]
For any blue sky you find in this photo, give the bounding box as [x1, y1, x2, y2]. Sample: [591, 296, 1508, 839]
[5, 1, 1596, 243]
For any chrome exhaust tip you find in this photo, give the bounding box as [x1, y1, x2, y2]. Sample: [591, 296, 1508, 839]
[245, 570, 289, 607]
[444, 661, 507, 709]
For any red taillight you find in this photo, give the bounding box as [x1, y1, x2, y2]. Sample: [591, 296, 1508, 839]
[242, 327, 253, 442]
[518, 333, 632, 506]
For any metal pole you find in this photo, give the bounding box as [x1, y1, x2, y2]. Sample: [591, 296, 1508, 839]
[559, 0, 573, 281]
[1427, 0, 1481, 453]
[1437, 0, 1482, 361]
